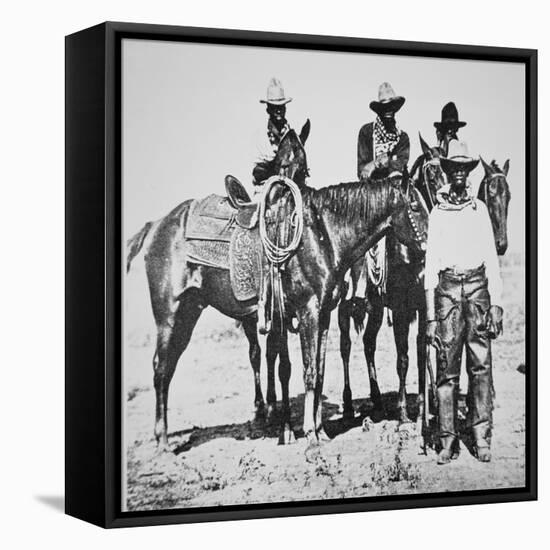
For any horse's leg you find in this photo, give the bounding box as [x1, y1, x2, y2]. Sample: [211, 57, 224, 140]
[363, 289, 384, 418]
[298, 300, 322, 453]
[242, 316, 265, 419]
[315, 318, 331, 442]
[416, 303, 427, 421]
[338, 300, 354, 420]
[265, 330, 279, 420]
[277, 328, 295, 444]
[153, 292, 203, 451]
[393, 309, 412, 423]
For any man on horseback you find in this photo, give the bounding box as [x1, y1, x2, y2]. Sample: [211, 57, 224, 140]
[357, 82, 410, 297]
[357, 82, 410, 181]
[434, 102, 467, 156]
[252, 77, 293, 193]
[424, 140, 503, 465]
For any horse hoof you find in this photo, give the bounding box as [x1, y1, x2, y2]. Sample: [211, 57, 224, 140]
[362, 417, 374, 432]
[342, 406, 355, 421]
[254, 402, 266, 421]
[266, 404, 277, 423]
[278, 423, 296, 445]
[398, 411, 412, 425]
[370, 407, 385, 423]
[317, 428, 331, 442]
[155, 441, 171, 454]
[305, 440, 321, 463]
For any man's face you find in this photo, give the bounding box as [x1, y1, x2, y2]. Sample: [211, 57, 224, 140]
[448, 166, 468, 190]
[437, 126, 458, 143]
[266, 104, 286, 126]
[380, 109, 396, 130]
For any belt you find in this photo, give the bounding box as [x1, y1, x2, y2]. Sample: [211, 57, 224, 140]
[439, 263, 486, 281]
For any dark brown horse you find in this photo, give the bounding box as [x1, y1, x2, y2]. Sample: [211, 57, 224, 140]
[478, 158, 511, 255]
[338, 135, 443, 424]
[338, 144, 511, 427]
[126, 123, 311, 451]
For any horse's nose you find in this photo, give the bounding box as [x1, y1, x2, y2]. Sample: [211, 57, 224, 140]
[496, 239, 508, 256]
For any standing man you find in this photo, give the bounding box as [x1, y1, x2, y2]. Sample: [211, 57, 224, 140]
[434, 102, 467, 156]
[357, 82, 410, 180]
[425, 141, 503, 465]
[252, 77, 292, 193]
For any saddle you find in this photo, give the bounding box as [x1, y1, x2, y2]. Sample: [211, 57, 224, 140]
[184, 176, 262, 302]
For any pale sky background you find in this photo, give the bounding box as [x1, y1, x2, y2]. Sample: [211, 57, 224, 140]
[122, 38, 526, 252]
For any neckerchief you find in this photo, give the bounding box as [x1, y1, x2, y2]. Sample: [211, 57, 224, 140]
[374, 116, 401, 157]
[267, 119, 290, 147]
[436, 183, 477, 211]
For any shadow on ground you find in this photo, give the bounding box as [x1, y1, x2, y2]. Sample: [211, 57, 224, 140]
[170, 390, 437, 454]
[35, 495, 65, 513]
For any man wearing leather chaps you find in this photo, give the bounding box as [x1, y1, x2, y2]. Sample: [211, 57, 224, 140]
[425, 141, 503, 465]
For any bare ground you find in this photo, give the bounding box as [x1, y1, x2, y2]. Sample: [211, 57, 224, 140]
[123, 254, 526, 511]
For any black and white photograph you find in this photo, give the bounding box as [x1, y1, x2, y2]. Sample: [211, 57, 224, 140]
[121, 36, 529, 513]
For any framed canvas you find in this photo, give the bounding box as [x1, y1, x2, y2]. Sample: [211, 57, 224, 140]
[65, 21, 537, 528]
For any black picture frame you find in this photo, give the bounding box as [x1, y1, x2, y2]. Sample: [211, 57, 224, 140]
[65, 21, 537, 528]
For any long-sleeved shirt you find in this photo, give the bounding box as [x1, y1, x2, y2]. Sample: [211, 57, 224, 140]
[357, 121, 410, 179]
[424, 198, 502, 307]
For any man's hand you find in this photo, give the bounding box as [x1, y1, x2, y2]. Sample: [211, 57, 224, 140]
[426, 320, 438, 346]
[487, 305, 504, 339]
[375, 153, 389, 169]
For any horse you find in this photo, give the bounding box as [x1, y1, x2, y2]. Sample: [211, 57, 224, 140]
[126, 122, 311, 451]
[478, 158, 511, 256]
[338, 134, 444, 424]
[259, 168, 429, 453]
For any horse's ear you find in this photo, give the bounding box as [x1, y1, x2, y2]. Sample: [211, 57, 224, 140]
[400, 168, 410, 194]
[299, 119, 311, 145]
[503, 159, 510, 176]
[480, 156, 493, 176]
[419, 132, 431, 158]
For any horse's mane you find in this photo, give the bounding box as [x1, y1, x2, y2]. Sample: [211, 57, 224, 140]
[304, 179, 396, 224]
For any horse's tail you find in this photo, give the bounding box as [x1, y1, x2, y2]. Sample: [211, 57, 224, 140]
[126, 221, 153, 273]
[350, 297, 368, 334]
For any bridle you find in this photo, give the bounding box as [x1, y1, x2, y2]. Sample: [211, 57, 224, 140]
[479, 170, 509, 204]
[402, 180, 426, 249]
[421, 158, 442, 210]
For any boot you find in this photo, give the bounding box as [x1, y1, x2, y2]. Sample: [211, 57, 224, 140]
[473, 422, 492, 463]
[437, 435, 457, 465]
[437, 380, 458, 466]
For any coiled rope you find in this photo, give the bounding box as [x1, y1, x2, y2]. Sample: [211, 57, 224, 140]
[259, 175, 304, 265]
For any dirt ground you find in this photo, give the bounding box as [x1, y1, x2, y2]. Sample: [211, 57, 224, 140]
[123, 253, 526, 512]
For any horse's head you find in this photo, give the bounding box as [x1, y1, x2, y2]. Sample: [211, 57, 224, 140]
[478, 157, 511, 255]
[272, 119, 310, 187]
[390, 169, 429, 255]
[418, 133, 445, 209]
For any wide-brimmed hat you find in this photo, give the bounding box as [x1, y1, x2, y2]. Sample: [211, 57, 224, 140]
[434, 102, 467, 130]
[440, 140, 479, 174]
[369, 82, 405, 115]
[259, 77, 292, 105]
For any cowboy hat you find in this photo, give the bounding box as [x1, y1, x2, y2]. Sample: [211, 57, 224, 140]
[260, 77, 292, 105]
[434, 102, 467, 130]
[440, 140, 479, 174]
[369, 82, 405, 115]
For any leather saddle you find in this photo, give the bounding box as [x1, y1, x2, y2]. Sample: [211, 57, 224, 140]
[225, 175, 259, 229]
